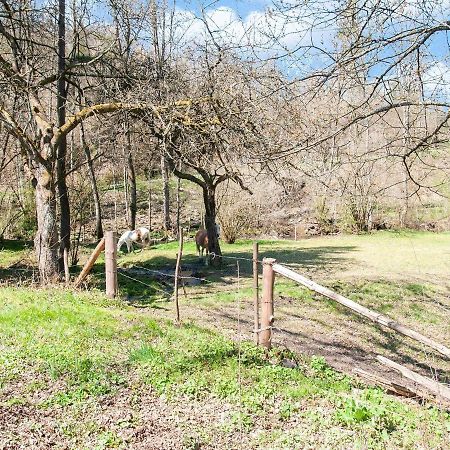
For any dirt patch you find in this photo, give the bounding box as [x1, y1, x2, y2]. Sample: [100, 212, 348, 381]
[0, 375, 254, 449]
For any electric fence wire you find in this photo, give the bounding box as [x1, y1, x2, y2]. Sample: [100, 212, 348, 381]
[117, 270, 171, 297]
[130, 264, 214, 285]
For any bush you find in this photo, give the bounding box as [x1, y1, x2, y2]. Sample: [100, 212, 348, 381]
[217, 191, 257, 243]
[0, 188, 36, 240]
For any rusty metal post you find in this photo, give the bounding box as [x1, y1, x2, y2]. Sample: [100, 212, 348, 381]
[253, 242, 260, 345]
[105, 231, 118, 298]
[260, 258, 276, 349]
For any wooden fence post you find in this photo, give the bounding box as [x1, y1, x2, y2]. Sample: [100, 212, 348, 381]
[253, 242, 260, 345]
[105, 231, 118, 298]
[261, 258, 276, 349]
[174, 226, 183, 323]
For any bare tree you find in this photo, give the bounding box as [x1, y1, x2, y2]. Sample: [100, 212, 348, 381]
[0, 0, 214, 280]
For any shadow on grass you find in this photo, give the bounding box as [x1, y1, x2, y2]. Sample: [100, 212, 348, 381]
[100, 243, 356, 305]
[0, 239, 35, 284]
[120, 243, 356, 278]
[211, 305, 450, 388]
[0, 239, 33, 252]
[0, 238, 355, 287]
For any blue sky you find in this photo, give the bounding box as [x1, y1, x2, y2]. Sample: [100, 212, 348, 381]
[35, 0, 450, 98]
[182, 0, 270, 16]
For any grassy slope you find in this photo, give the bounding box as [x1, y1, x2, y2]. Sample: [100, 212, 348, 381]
[1, 231, 450, 448]
[0, 288, 449, 449]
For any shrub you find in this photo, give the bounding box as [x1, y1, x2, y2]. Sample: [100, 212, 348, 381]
[217, 191, 257, 243]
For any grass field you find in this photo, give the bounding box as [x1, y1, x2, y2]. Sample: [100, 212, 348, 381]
[0, 231, 449, 448]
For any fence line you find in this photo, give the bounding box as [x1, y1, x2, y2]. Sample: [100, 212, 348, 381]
[73, 234, 450, 403]
[270, 261, 450, 359]
[130, 265, 213, 284]
[259, 257, 450, 403]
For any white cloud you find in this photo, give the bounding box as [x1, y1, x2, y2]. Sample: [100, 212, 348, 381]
[423, 62, 450, 100]
[172, 3, 336, 59]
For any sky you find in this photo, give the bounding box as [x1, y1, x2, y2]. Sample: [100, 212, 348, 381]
[175, 0, 450, 99]
[35, 0, 450, 99]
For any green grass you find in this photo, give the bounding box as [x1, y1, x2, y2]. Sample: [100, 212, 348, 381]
[1, 231, 450, 447]
[0, 239, 33, 267]
[0, 287, 449, 448]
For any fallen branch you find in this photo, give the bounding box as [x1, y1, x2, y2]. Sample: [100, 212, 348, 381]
[377, 355, 450, 402]
[353, 367, 419, 398]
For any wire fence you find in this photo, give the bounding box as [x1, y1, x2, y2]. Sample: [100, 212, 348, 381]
[95, 234, 450, 404]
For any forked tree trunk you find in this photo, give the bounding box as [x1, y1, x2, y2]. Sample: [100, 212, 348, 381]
[202, 184, 221, 263]
[34, 163, 59, 282]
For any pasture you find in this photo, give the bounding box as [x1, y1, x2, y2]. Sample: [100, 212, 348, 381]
[0, 231, 449, 448]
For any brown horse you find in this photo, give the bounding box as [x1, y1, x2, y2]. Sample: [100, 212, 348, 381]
[195, 224, 220, 258]
[195, 229, 209, 257]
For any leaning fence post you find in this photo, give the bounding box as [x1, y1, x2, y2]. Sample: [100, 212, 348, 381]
[74, 237, 105, 288]
[253, 242, 260, 345]
[261, 258, 276, 349]
[105, 231, 118, 298]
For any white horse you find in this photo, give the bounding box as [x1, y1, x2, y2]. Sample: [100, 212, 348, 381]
[117, 227, 150, 253]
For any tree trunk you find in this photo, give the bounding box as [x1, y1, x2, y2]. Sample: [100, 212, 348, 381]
[57, 0, 70, 282]
[176, 176, 181, 235]
[126, 128, 137, 230]
[202, 184, 222, 263]
[57, 146, 70, 281]
[161, 154, 171, 232]
[148, 171, 152, 231]
[34, 163, 59, 282]
[84, 143, 103, 240]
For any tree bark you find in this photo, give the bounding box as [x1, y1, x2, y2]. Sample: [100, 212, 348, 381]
[84, 143, 103, 240]
[161, 153, 171, 232]
[202, 183, 222, 263]
[148, 171, 152, 231]
[34, 163, 59, 282]
[126, 127, 137, 230]
[176, 176, 181, 235]
[57, 0, 70, 282]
